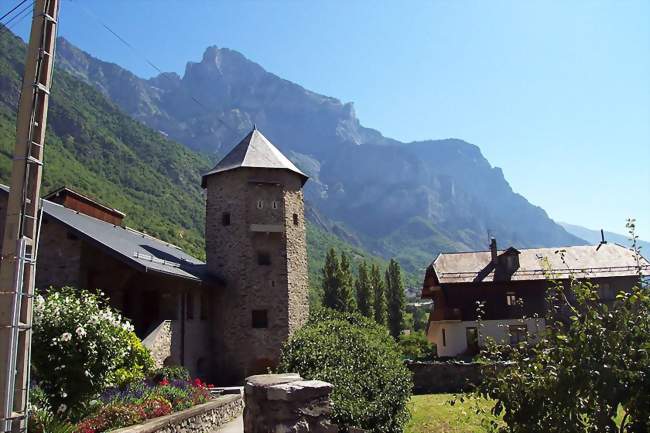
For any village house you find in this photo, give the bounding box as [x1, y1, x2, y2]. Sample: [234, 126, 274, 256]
[0, 128, 309, 385]
[421, 238, 650, 357]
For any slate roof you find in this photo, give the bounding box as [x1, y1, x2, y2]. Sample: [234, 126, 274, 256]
[432, 243, 650, 284]
[0, 185, 210, 282]
[201, 128, 308, 187]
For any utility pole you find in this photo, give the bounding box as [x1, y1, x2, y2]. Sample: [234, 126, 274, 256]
[0, 1, 60, 432]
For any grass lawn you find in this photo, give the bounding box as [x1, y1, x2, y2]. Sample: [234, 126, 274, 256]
[406, 394, 499, 433]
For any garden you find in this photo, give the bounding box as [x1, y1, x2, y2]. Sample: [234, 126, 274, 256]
[28, 287, 214, 433]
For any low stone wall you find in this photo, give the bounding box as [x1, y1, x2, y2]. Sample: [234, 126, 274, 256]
[109, 394, 243, 433]
[407, 361, 489, 394]
[244, 373, 337, 433]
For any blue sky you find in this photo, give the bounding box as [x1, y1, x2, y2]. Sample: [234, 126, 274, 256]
[13, 0, 650, 239]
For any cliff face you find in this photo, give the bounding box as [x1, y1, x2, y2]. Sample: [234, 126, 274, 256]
[56, 38, 585, 273]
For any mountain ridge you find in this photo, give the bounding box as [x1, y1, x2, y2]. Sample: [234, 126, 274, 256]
[55, 37, 586, 274]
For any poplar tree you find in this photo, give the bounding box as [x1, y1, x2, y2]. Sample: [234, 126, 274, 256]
[385, 258, 405, 339]
[337, 252, 357, 312]
[355, 261, 374, 318]
[371, 264, 387, 325]
[322, 248, 340, 309]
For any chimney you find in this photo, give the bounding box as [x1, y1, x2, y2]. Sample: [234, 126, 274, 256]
[490, 238, 498, 264]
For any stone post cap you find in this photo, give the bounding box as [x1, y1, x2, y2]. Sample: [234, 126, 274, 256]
[266, 380, 334, 402]
[245, 373, 302, 388]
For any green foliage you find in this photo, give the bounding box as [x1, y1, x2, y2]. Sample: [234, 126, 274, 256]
[150, 365, 191, 384]
[279, 308, 412, 433]
[472, 226, 649, 433]
[31, 287, 153, 414]
[109, 331, 155, 388]
[338, 252, 357, 312]
[28, 409, 76, 433]
[372, 263, 388, 326]
[398, 332, 435, 361]
[386, 259, 406, 339]
[355, 261, 374, 318]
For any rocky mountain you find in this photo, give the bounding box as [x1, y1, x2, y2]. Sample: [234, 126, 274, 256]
[56, 38, 585, 274]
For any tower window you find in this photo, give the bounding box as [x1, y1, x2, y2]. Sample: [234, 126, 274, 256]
[222, 212, 231, 226]
[252, 310, 268, 328]
[293, 213, 299, 226]
[271, 280, 275, 287]
[272, 200, 278, 209]
[442, 328, 446, 347]
[257, 200, 264, 209]
[257, 252, 271, 266]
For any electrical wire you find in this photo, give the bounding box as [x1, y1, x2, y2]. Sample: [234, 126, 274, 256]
[0, 0, 28, 23]
[70, 0, 241, 137]
[0, 0, 34, 36]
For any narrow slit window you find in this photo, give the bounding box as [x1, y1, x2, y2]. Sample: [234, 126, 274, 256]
[252, 310, 268, 328]
[257, 200, 264, 209]
[293, 213, 299, 226]
[200, 292, 209, 321]
[222, 212, 231, 226]
[272, 200, 278, 209]
[442, 328, 446, 347]
[257, 252, 271, 266]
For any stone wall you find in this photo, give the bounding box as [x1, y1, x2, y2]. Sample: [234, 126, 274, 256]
[244, 374, 337, 433]
[407, 361, 506, 394]
[108, 395, 243, 433]
[142, 320, 173, 369]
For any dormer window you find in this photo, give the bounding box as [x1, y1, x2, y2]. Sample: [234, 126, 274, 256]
[257, 200, 264, 209]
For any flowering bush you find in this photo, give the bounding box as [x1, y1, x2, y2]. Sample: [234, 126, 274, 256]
[32, 287, 154, 413]
[77, 377, 212, 433]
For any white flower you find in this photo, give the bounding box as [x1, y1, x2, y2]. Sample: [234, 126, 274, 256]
[75, 326, 87, 338]
[122, 321, 134, 332]
[57, 404, 67, 413]
[60, 332, 72, 342]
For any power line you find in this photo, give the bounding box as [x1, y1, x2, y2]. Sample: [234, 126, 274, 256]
[70, 0, 241, 138]
[0, 0, 29, 23]
[0, 0, 34, 36]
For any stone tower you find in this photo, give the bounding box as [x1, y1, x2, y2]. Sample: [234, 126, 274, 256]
[202, 128, 309, 384]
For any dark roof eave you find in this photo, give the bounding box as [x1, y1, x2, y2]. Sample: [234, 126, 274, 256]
[201, 166, 309, 188]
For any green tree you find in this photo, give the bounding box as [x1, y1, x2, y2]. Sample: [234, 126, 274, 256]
[279, 308, 412, 433]
[385, 259, 405, 339]
[371, 264, 387, 325]
[321, 248, 340, 309]
[337, 252, 358, 312]
[355, 261, 374, 318]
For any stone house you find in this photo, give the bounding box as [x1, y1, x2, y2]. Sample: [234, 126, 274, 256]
[0, 128, 309, 384]
[421, 238, 650, 357]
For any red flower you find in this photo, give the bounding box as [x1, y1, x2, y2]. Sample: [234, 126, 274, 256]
[160, 378, 169, 386]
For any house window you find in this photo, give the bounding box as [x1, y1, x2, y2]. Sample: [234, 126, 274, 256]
[293, 213, 299, 226]
[272, 200, 278, 209]
[257, 200, 264, 209]
[200, 292, 208, 320]
[186, 293, 194, 320]
[271, 280, 275, 288]
[599, 283, 616, 300]
[441, 328, 447, 347]
[466, 327, 479, 353]
[222, 212, 231, 226]
[509, 324, 527, 345]
[252, 310, 268, 328]
[506, 292, 519, 306]
[257, 252, 271, 266]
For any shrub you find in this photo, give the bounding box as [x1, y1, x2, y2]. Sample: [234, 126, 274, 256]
[398, 331, 435, 361]
[278, 308, 412, 433]
[150, 365, 191, 384]
[109, 331, 156, 388]
[31, 287, 154, 413]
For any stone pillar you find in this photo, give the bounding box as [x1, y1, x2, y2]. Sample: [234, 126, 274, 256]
[244, 373, 337, 433]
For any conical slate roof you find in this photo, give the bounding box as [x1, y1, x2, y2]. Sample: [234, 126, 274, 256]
[201, 128, 308, 187]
